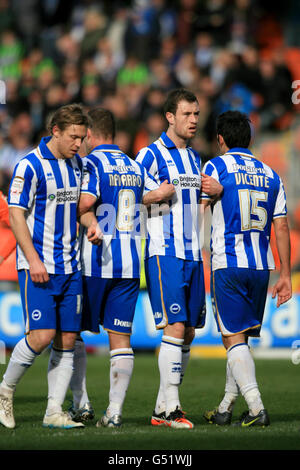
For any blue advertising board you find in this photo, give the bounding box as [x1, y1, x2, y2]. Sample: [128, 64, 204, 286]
[0, 290, 299, 350]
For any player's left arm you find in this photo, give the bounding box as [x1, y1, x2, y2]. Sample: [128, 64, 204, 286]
[272, 216, 292, 307]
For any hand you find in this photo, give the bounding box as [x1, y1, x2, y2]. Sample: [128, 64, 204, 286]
[159, 180, 175, 200]
[201, 173, 223, 198]
[29, 258, 49, 283]
[87, 222, 103, 245]
[272, 275, 292, 307]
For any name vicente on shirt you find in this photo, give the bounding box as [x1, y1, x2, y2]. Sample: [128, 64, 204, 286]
[234, 173, 269, 188]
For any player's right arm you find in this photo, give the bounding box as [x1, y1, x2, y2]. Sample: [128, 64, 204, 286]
[9, 206, 49, 283]
[271, 176, 292, 307]
[271, 216, 292, 307]
[8, 159, 49, 283]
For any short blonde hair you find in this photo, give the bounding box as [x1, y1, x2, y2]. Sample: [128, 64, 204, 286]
[47, 103, 90, 134]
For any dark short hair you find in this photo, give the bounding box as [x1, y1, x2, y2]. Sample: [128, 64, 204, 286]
[87, 107, 116, 140]
[163, 88, 198, 115]
[47, 103, 90, 134]
[216, 110, 252, 149]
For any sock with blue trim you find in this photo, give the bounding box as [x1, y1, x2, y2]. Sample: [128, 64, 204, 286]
[157, 336, 184, 417]
[180, 344, 190, 384]
[70, 338, 89, 409]
[46, 347, 75, 416]
[218, 360, 239, 413]
[1, 337, 40, 392]
[227, 343, 264, 416]
[107, 348, 134, 417]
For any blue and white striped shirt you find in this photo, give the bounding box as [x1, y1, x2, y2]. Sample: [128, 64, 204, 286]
[136, 132, 203, 261]
[8, 136, 83, 274]
[201, 147, 287, 271]
[80, 144, 158, 278]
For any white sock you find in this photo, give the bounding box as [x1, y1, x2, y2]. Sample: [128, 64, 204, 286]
[1, 337, 40, 392]
[46, 347, 74, 416]
[158, 336, 183, 417]
[69, 338, 89, 409]
[180, 344, 190, 384]
[107, 348, 134, 417]
[218, 360, 239, 413]
[227, 343, 264, 416]
[154, 385, 165, 415]
[154, 343, 189, 415]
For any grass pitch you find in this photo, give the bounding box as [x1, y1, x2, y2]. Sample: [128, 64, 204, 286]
[0, 350, 299, 452]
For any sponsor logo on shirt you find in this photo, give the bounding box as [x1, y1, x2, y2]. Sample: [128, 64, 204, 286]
[172, 176, 200, 189]
[56, 189, 79, 203]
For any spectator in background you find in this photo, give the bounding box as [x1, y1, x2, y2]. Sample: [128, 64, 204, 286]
[133, 109, 165, 155]
[256, 57, 293, 131]
[0, 112, 34, 177]
[79, 7, 108, 61]
[0, 189, 16, 266]
[194, 32, 215, 73]
[124, 0, 161, 61]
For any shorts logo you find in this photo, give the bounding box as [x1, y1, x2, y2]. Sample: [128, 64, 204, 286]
[170, 303, 181, 314]
[31, 310, 41, 321]
[114, 319, 132, 328]
[154, 312, 162, 319]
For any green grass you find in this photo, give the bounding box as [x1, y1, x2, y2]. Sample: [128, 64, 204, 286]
[0, 351, 300, 451]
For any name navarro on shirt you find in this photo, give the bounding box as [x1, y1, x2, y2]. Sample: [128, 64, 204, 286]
[109, 173, 143, 187]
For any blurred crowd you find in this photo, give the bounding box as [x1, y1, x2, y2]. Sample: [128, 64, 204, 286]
[0, 0, 300, 285]
[1, 0, 300, 192]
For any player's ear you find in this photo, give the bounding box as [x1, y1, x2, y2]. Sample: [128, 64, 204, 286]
[217, 134, 225, 146]
[51, 124, 60, 139]
[165, 111, 175, 126]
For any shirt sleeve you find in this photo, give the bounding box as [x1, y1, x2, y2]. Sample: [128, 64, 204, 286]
[143, 167, 160, 195]
[200, 161, 219, 200]
[136, 147, 158, 177]
[80, 157, 100, 199]
[8, 158, 37, 210]
[273, 176, 287, 219]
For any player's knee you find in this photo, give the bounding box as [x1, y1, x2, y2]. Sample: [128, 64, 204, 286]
[28, 329, 55, 352]
[54, 331, 77, 350]
[165, 321, 185, 339]
[184, 327, 195, 345]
